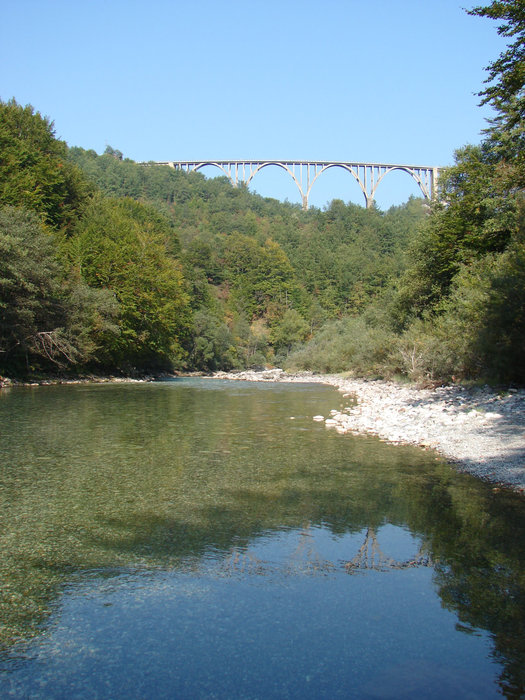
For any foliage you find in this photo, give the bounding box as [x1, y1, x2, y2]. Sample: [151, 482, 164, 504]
[0, 207, 65, 369]
[0, 206, 118, 371]
[393, 144, 519, 324]
[189, 309, 239, 371]
[285, 314, 396, 377]
[383, 2, 525, 383]
[68, 147, 426, 318]
[69, 139, 452, 377]
[468, 0, 525, 181]
[0, 100, 92, 231]
[63, 278, 121, 365]
[65, 197, 192, 370]
[431, 219, 525, 383]
[269, 198, 425, 316]
[5, 6, 523, 386]
[270, 308, 309, 358]
[222, 233, 305, 320]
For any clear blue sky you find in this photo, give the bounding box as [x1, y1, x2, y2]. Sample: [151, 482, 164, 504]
[1, 0, 507, 209]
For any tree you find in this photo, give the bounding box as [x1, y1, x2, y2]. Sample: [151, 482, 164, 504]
[430, 204, 525, 382]
[393, 141, 520, 327]
[0, 206, 120, 372]
[0, 207, 72, 370]
[392, 4, 523, 315]
[468, 1, 525, 183]
[189, 309, 239, 371]
[104, 145, 123, 161]
[0, 99, 92, 231]
[66, 197, 192, 369]
[222, 233, 304, 320]
[270, 308, 309, 357]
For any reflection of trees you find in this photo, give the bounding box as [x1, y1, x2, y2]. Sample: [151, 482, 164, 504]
[436, 558, 525, 698]
[0, 381, 524, 696]
[398, 471, 525, 698]
[424, 488, 525, 699]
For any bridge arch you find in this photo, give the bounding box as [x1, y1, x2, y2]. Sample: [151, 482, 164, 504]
[369, 165, 433, 203]
[190, 161, 237, 188]
[305, 163, 369, 208]
[245, 162, 306, 206]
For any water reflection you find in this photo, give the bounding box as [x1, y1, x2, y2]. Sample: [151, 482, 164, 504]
[0, 379, 524, 698]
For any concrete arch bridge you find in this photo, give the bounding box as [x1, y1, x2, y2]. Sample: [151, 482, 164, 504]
[154, 159, 440, 210]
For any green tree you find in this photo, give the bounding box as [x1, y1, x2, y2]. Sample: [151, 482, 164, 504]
[431, 207, 525, 382]
[270, 308, 309, 357]
[0, 207, 65, 369]
[66, 197, 192, 369]
[389, 3, 525, 382]
[468, 0, 525, 180]
[60, 273, 120, 367]
[223, 233, 304, 320]
[189, 309, 239, 371]
[0, 206, 121, 373]
[393, 143, 519, 326]
[0, 99, 92, 231]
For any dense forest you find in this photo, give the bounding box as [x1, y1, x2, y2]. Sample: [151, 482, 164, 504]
[0, 0, 523, 384]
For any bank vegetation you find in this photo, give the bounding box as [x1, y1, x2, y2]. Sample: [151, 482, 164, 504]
[0, 1, 523, 385]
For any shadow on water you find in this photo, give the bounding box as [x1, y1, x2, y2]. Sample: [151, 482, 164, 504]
[0, 378, 524, 697]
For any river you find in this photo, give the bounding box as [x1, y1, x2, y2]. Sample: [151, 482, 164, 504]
[0, 378, 524, 698]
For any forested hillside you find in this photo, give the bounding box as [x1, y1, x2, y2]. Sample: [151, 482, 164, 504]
[288, 0, 525, 384]
[0, 0, 522, 384]
[0, 99, 424, 376]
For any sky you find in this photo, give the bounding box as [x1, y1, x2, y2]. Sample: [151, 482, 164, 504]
[1, 0, 508, 210]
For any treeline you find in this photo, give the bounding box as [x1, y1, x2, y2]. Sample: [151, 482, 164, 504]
[288, 135, 524, 383]
[288, 0, 525, 385]
[0, 97, 424, 377]
[0, 103, 191, 375]
[0, 2, 522, 384]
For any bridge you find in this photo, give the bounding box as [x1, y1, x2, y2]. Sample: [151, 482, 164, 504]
[153, 159, 441, 210]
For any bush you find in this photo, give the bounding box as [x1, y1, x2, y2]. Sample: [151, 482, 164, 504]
[285, 316, 396, 377]
[430, 239, 525, 383]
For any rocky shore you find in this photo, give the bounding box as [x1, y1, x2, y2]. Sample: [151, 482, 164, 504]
[212, 369, 525, 494]
[0, 374, 160, 388]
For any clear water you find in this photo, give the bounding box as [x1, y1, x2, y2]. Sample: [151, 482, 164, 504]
[0, 378, 524, 698]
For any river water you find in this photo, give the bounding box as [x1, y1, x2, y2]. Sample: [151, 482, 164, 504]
[0, 378, 524, 698]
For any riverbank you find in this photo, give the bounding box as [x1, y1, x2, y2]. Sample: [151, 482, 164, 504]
[212, 369, 525, 494]
[0, 373, 163, 388]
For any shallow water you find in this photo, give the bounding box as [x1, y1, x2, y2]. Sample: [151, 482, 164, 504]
[0, 378, 524, 698]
